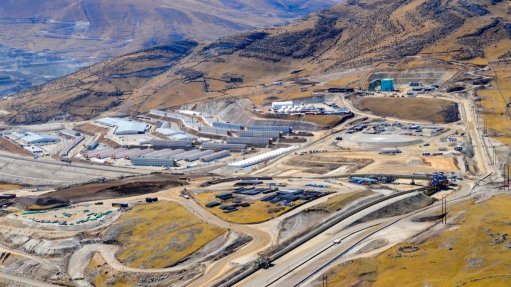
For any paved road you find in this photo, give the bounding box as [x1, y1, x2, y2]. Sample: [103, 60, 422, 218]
[237, 192, 420, 287]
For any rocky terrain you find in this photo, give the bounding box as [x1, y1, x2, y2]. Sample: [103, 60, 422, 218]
[2, 0, 511, 124]
[0, 0, 337, 98]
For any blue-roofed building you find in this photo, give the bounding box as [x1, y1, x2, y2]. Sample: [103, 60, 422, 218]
[11, 131, 60, 145]
[381, 78, 395, 92]
[95, 117, 149, 135]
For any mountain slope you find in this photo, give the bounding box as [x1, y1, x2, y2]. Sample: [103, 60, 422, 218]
[2, 0, 511, 124]
[0, 0, 338, 98]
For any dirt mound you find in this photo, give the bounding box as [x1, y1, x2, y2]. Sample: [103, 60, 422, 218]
[45, 174, 186, 203]
[353, 193, 436, 224]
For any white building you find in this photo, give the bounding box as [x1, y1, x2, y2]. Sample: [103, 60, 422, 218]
[272, 101, 294, 110]
[95, 117, 149, 135]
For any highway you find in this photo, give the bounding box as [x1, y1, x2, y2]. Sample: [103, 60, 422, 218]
[235, 191, 421, 287]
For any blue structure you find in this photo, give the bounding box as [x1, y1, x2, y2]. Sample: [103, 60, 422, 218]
[86, 140, 99, 150]
[350, 177, 378, 185]
[381, 78, 395, 92]
[431, 172, 449, 191]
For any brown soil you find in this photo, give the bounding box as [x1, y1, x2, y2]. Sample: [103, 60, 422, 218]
[354, 97, 459, 123]
[286, 155, 373, 174]
[44, 174, 186, 203]
[74, 123, 107, 136]
[0, 137, 31, 156]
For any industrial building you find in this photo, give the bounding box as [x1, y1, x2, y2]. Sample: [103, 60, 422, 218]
[60, 135, 85, 157]
[247, 125, 291, 133]
[238, 130, 281, 139]
[199, 126, 229, 136]
[183, 150, 214, 162]
[229, 146, 298, 168]
[95, 117, 149, 135]
[380, 78, 395, 91]
[155, 126, 185, 136]
[212, 122, 244, 130]
[227, 137, 271, 147]
[200, 143, 247, 151]
[350, 177, 378, 185]
[59, 129, 81, 138]
[140, 149, 184, 159]
[131, 157, 175, 167]
[201, 150, 231, 162]
[148, 140, 194, 149]
[11, 131, 60, 145]
[86, 140, 99, 150]
[271, 101, 294, 110]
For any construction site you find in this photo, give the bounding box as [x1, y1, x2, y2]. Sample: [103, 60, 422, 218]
[0, 23, 510, 287]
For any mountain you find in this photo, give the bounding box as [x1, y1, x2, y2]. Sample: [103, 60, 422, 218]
[0, 0, 338, 98]
[2, 0, 511, 124]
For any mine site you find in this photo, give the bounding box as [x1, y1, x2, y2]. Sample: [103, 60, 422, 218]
[0, 0, 510, 287]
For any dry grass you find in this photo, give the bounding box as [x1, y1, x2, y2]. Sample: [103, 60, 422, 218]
[108, 201, 225, 269]
[314, 190, 375, 213]
[194, 191, 293, 224]
[354, 97, 458, 123]
[478, 62, 511, 147]
[86, 252, 133, 287]
[0, 183, 22, 190]
[322, 194, 511, 286]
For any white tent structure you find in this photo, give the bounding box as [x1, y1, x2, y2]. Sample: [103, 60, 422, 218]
[229, 146, 298, 168]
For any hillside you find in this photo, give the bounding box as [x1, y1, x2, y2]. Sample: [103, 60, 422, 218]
[0, 0, 337, 98]
[2, 0, 511, 124]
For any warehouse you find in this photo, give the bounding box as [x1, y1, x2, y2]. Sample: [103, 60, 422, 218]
[227, 137, 271, 147]
[149, 139, 194, 149]
[183, 150, 215, 162]
[200, 143, 247, 151]
[199, 126, 229, 136]
[246, 125, 291, 133]
[95, 117, 149, 135]
[272, 101, 294, 110]
[229, 146, 298, 168]
[131, 157, 176, 167]
[212, 122, 244, 130]
[141, 149, 184, 159]
[59, 129, 81, 138]
[201, 150, 231, 162]
[169, 149, 202, 161]
[11, 131, 60, 145]
[155, 126, 185, 136]
[238, 130, 281, 139]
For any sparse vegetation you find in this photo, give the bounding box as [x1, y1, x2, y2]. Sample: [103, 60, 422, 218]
[320, 195, 511, 287]
[104, 201, 225, 269]
[193, 191, 293, 224]
[354, 97, 459, 123]
[313, 190, 375, 213]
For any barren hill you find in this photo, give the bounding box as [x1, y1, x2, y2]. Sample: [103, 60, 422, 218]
[0, 0, 337, 98]
[3, 0, 511, 124]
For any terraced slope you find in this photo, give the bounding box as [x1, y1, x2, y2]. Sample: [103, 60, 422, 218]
[2, 0, 511, 124]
